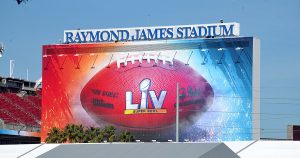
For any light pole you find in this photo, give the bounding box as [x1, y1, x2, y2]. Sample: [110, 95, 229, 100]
[26, 68, 29, 80]
[10, 60, 15, 78]
[176, 82, 179, 142]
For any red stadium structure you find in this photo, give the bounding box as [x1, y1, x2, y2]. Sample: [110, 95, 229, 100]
[0, 77, 41, 144]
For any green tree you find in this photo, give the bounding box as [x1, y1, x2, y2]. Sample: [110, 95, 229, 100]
[102, 125, 117, 142]
[45, 124, 137, 143]
[118, 130, 135, 142]
[93, 132, 105, 142]
[45, 127, 67, 143]
[83, 126, 103, 143]
[64, 124, 85, 143]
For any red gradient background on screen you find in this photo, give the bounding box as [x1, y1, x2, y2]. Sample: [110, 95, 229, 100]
[41, 43, 122, 141]
[41, 43, 214, 141]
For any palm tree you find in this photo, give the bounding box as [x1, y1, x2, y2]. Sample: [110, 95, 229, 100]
[119, 130, 135, 142]
[83, 126, 103, 143]
[102, 125, 116, 142]
[93, 132, 104, 143]
[46, 124, 137, 143]
[64, 124, 85, 143]
[45, 127, 67, 143]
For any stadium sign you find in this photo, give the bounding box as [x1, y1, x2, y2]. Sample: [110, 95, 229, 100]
[64, 22, 240, 43]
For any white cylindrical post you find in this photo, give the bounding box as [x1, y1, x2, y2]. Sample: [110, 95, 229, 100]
[10, 60, 15, 78]
[176, 82, 179, 142]
[26, 68, 29, 80]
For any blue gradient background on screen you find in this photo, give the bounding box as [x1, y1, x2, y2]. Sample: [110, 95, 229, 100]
[167, 37, 253, 141]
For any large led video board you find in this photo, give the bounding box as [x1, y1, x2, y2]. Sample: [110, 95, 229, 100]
[41, 37, 260, 141]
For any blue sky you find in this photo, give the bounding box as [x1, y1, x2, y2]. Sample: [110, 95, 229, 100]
[1, 0, 300, 139]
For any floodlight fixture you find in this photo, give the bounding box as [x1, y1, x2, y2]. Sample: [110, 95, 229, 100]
[235, 47, 244, 51]
[200, 48, 208, 52]
[0, 43, 4, 58]
[217, 48, 225, 51]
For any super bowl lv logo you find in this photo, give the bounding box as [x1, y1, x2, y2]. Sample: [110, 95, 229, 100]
[124, 78, 168, 114]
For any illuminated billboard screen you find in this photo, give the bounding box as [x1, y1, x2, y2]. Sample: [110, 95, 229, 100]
[41, 37, 259, 141]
